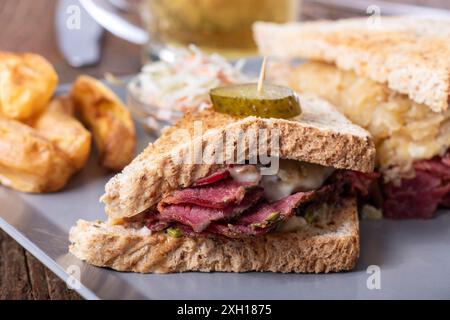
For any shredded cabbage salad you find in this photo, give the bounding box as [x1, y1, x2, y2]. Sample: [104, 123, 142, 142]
[128, 46, 248, 120]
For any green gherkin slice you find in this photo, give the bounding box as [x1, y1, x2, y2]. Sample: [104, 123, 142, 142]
[167, 227, 183, 238]
[210, 83, 302, 119]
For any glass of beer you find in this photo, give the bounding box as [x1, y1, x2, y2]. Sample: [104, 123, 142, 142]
[141, 0, 299, 58]
[81, 0, 300, 60]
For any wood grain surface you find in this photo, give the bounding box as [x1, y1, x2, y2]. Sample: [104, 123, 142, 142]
[0, 0, 449, 300]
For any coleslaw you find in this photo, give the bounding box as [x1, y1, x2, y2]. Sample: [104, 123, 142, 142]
[128, 46, 248, 123]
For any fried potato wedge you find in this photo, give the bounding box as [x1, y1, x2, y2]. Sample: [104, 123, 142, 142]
[0, 118, 75, 193]
[71, 75, 136, 171]
[32, 97, 92, 171]
[0, 52, 58, 120]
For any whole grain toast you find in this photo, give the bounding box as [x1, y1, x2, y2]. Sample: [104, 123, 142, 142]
[101, 94, 375, 220]
[70, 197, 359, 273]
[254, 17, 450, 112]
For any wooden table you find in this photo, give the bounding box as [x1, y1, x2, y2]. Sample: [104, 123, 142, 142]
[0, 0, 141, 300]
[1, 0, 449, 300]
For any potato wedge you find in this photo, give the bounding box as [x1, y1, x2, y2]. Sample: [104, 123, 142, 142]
[0, 117, 75, 193]
[32, 96, 92, 171]
[71, 75, 136, 171]
[0, 52, 58, 120]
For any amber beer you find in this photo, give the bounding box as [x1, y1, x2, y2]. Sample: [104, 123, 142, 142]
[141, 0, 298, 58]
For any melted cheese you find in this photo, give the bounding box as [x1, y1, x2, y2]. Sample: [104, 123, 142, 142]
[229, 165, 261, 185]
[277, 216, 307, 232]
[261, 159, 334, 202]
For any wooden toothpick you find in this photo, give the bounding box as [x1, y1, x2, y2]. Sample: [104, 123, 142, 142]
[257, 56, 268, 93]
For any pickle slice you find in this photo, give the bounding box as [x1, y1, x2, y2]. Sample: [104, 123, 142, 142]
[210, 83, 301, 119]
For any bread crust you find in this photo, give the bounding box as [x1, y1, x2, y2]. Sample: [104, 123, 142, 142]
[101, 94, 375, 220]
[254, 17, 450, 112]
[69, 198, 359, 273]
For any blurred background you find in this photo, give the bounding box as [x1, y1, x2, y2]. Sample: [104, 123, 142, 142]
[0, 0, 449, 300]
[1, 0, 450, 84]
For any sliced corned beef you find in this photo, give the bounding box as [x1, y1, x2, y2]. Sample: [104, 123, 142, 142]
[191, 165, 260, 187]
[236, 191, 316, 226]
[147, 219, 171, 232]
[206, 191, 318, 238]
[333, 170, 379, 197]
[192, 169, 230, 186]
[384, 152, 450, 219]
[160, 166, 260, 210]
[144, 165, 377, 238]
[414, 154, 450, 180]
[158, 188, 263, 232]
[159, 178, 257, 209]
[443, 153, 450, 167]
[442, 192, 450, 207]
[143, 212, 171, 232]
[171, 191, 321, 238]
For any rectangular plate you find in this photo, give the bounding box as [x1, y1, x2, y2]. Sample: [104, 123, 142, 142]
[1, 77, 450, 300]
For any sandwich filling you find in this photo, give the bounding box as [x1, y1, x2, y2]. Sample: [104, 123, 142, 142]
[276, 61, 450, 219]
[383, 151, 450, 219]
[126, 160, 376, 239]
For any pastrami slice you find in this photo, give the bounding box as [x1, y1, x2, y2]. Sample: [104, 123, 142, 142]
[192, 169, 230, 186]
[384, 171, 450, 219]
[333, 170, 379, 197]
[236, 191, 316, 226]
[158, 189, 263, 232]
[159, 178, 258, 210]
[384, 151, 450, 219]
[206, 191, 319, 238]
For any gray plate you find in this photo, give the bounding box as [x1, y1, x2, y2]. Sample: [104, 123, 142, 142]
[1, 74, 450, 300]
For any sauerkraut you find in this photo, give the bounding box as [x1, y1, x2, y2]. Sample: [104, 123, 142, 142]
[281, 62, 450, 182]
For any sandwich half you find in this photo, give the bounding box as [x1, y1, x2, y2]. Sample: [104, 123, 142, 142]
[69, 94, 376, 273]
[254, 17, 450, 219]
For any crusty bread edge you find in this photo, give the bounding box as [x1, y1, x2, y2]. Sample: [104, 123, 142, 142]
[69, 198, 359, 274]
[254, 20, 450, 113]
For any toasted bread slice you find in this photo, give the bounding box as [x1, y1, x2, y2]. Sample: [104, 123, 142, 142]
[254, 17, 450, 112]
[70, 197, 359, 273]
[101, 94, 375, 220]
